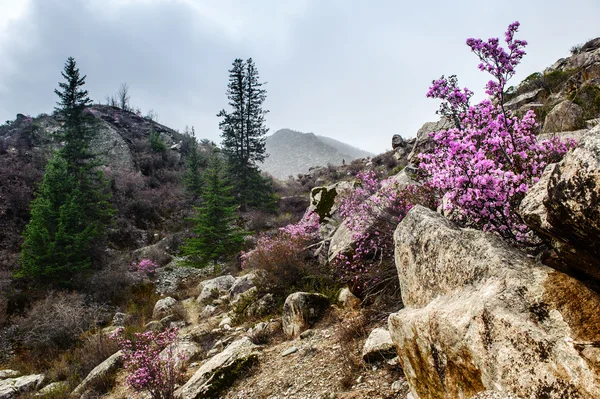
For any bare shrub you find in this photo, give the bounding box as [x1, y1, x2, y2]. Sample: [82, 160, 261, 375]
[15, 292, 108, 354]
[79, 262, 136, 305]
[335, 312, 369, 388]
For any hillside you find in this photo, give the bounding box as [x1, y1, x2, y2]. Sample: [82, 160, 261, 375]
[261, 129, 373, 179]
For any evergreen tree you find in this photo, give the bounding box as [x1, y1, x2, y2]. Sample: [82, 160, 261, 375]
[183, 134, 204, 200]
[218, 58, 274, 210]
[182, 150, 244, 269]
[18, 57, 114, 285]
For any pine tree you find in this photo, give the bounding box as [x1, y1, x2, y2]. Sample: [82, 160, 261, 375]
[183, 134, 204, 200]
[218, 58, 274, 211]
[182, 150, 244, 269]
[18, 57, 114, 285]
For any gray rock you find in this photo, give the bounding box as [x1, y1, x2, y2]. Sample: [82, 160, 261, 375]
[543, 100, 583, 133]
[229, 272, 260, 302]
[0, 371, 19, 380]
[152, 297, 177, 320]
[200, 305, 218, 319]
[361, 328, 396, 362]
[176, 337, 259, 399]
[338, 287, 361, 309]
[281, 347, 298, 357]
[71, 351, 123, 397]
[159, 338, 201, 369]
[504, 88, 542, 109]
[299, 329, 315, 339]
[389, 206, 600, 399]
[245, 293, 275, 318]
[407, 118, 453, 164]
[521, 125, 600, 284]
[112, 312, 130, 327]
[392, 134, 406, 150]
[197, 275, 236, 304]
[282, 292, 330, 337]
[0, 374, 44, 399]
[219, 317, 233, 329]
[35, 381, 68, 397]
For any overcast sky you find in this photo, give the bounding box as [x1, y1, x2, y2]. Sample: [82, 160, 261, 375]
[0, 0, 598, 153]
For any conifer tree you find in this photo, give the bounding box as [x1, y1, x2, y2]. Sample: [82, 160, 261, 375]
[18, 57, 114, 284]
[182, 149, 244, 269]
[183, 134, 204, 200]
[218, 58, 274, 210]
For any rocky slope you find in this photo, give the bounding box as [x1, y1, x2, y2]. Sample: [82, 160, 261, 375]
[261, 129, 373, 180]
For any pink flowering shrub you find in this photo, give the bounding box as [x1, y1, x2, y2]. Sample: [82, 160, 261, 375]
[334, 172, 438, 298]
[240, 212, 333, 300]
[129, 259, 159, 276]
[111, 327, 185, 399]
[419, 22, 576, 244]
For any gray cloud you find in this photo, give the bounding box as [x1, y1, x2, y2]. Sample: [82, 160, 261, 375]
[0, 0, 599, 153]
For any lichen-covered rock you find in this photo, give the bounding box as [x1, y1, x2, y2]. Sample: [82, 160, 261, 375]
[229, 272, 260, 302]
[282, 292, 330, 337]
[0, 371, 19, 380]
[542, 100, 583, 133]
[176, 337, 259, 399]
[520, 125, 600, 285]
[36, 381, 68, 397]
[470, 392, 524, 399]
[389, 206, 600, 399]
[308, 181, 353, 223]
[152, 297, 178, 320]
[361, 328, 396, 362]
[71, 351, 122, 397]
[0, 374, 44, 399]
[197, 275, 236, 304]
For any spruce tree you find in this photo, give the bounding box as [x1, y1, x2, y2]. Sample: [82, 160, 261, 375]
[218, 58, 274, 211]
[18, 57, 114, 285]
[183, 134, 204, 200]
[182, 150, 244, 269]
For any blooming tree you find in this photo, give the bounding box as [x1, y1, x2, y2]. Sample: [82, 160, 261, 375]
[129, 259, 159, 276]
[111, 327, 185, 399]
[419, 22, 576, 244]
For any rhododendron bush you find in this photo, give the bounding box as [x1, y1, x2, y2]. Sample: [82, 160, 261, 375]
[334, 171, 437, 297]
[111, 327, 185, 399]
[420, 22, 576, 244]
[240, 212, 332, 299]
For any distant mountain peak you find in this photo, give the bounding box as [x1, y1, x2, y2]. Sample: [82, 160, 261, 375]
[260, 129, 373, 179]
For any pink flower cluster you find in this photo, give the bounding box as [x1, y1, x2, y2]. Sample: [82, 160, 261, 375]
[130, 259, 159, 276]
[111, 327, 185, 399]
[335, 172, 428, 294]
[419, 22, 576, 244]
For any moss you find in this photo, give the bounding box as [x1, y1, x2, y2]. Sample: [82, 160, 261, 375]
[310, 186, 337, 219]
[200, 353, 259, 398]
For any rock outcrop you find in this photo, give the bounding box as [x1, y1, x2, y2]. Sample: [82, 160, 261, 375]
[389, 206, 600, 399]
[197, 275, 236, 304]
[0, 374, 44, 399]
[407, 118, 453, 165]
[520, 125, 600, 286]
[176, 337, 259, 399]
[152, 297, 178, 320]
[542, 100, 583, 133]
[282, 292, 330, 337]
[71, 351, 123, 397]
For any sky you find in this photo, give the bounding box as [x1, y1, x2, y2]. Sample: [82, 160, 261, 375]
[0, 0, 599, 154]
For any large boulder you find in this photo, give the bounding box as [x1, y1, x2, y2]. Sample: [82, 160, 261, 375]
[153, 262, 209, 297]
[389, 206, 600, 399]
[542, 100, 583, 133]
[197, 275, 236, 304]
[0, 374, 44, 399]
[229, 272, 261, 302]
[282, 292, 330, 337]
[308, 181, 354, 223]
[159, 337, 202, 369]
[407, 118, 453, 165]
[71, 351, 123, 397]
[520, 125, 600, 285]
[152, 297, 178, 320]
[176, 337, 259, 399]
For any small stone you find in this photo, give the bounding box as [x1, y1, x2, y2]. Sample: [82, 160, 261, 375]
[0, 370, 20, 379]
[299, 329, 315, 339]
[281, 347, 298, 357]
